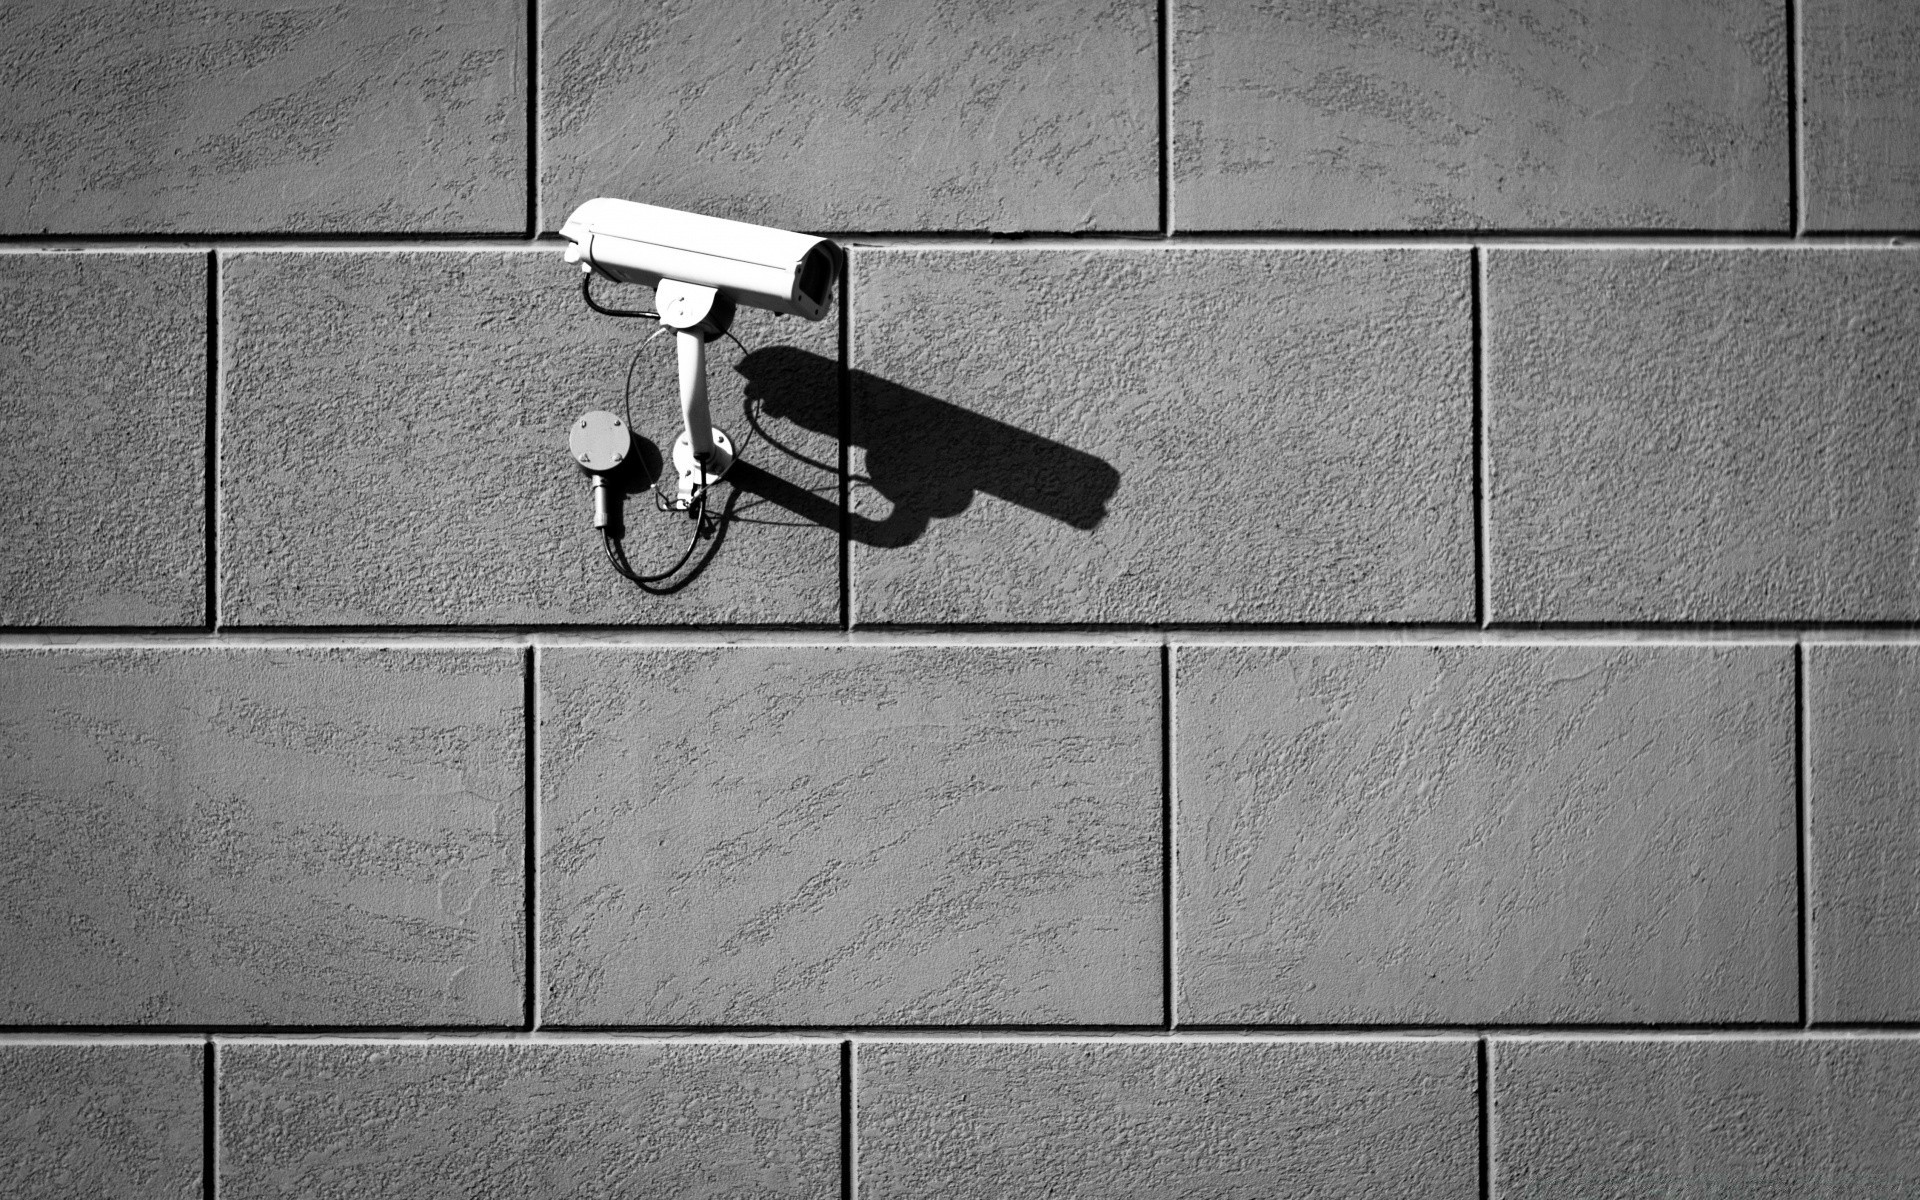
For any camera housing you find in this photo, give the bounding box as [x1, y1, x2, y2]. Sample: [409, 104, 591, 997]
[559, 198, 839, 322]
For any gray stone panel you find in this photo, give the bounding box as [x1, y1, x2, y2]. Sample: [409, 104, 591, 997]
[1493, 1038, 1920, 1198]
[0, 648, 524, 1025]
[1172, 0, 1787, 232]
[540, 0, 1157, 234]
[219, 1041, 837, 1198]
[0, 1043, 202, 1199]
[540, 646, 1161, 1026]
[219, 251, 838, 626]
[1486, 248, 1920, 622]
[1177, 645, 1797, 1025]
[0, 0, 524, 234]
[0, 252, 204, 627]
[1808, 645, 1920, 1021]
[858, 1039, 1477, 1199]
[848, 247, 1473, 625]
[1803, 1, 1920, 231]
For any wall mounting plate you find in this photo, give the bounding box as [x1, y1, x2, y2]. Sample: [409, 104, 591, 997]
[670, 427, 733, 509]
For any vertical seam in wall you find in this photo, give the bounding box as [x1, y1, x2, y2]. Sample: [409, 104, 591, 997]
[838, 266, 854, 630]
[203, 1039, 217, 1200]
[1163, 641, 1177, 1029]
[204, 251, 220, 630]
[1796, 640, 1811, 1026]
[1786, 0, 1803, 235]
[1158, 0, 1173, 235]
[1478, 1037, 1493, 1200]
[842, 1039, 857, 1200]
[525, 644, 540, 1031]
[1471, 247, 1489, 628]
[526, 0, 540, 236]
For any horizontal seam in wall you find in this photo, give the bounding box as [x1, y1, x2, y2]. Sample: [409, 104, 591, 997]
[0, 237, 562, 253]
[0, 235, 1913, 255]
[9, 1028, 1920, 1048]
[0, 1034, 216, 1046]
[839, 235, 1917, 251]
[8, 627, 1920, 650]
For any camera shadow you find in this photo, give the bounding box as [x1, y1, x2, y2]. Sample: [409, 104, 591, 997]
[728, 346, 1119, 547]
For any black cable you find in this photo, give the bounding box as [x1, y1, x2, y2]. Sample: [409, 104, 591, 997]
[620, 323, 759, 512]
[581, 269, 658, 320]
[601, 483, 739, 595]
[578, 266, 755, 592]
[607, 487, 705, 583]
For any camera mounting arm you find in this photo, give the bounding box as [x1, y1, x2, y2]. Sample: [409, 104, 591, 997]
[654, 278, 738, 507]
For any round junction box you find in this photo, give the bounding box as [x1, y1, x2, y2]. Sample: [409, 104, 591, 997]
[569, 410, 633, 474]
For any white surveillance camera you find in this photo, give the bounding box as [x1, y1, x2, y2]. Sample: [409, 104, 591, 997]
[560, 198, 839, 321]
[559, 198, 840, 506]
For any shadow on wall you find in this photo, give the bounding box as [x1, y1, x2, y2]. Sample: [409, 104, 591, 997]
[728, 346, 1120, 546]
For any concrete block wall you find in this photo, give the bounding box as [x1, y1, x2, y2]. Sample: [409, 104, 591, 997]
[2, 1, 1916, 1195]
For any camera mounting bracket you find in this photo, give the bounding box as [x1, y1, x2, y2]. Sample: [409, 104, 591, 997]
[655, 278, 735, 509]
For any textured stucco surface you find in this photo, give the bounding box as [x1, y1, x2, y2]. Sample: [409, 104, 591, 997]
[1803, 0, 1920, 230]
[0, 648, 524, 1025]
[1808, 645, 1920, 1022]
[540, 0, 1156, 234]
[10, 0, 1920, 1190]
[1486, 248, 1920, 622]
[0, 252, 205, 627]
[848, 247, 1473, 624]
[859, 1039, 1478, 1198]
[0, 0, 524, 234]
[219, 1041, 838, 1198]
[1173, 0, 1787, 231]
[1493, 1038, 1920, 1198]
[540, 646, 1161, 1026]
[0, 1043, 202, 1199]
[1177, 645, 1797, 1025]
[220, 250, 839, 626]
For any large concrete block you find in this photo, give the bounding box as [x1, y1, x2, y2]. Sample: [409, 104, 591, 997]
[1493, 1037, 1920, 1197]
[540, 0, 1156, 234]
[847, 248, 1473, 625]
[220, 251, 838, 626]
[540, 646, 1161, 1026]
[1808, 645, 1920, 1021]
[1486, 249, 1920, 622]
[220, 1041, 837, 1198]
[858, 1039, 1477, 1199]
[0, 1043, 202, 1199]
[0, 648, 524, 1025]
[0, 252, 204, 627]
[1803, 1, 1920, 231]
[0, 0, 524, 234]
[1173, 0, 1787, 231]
[1177, 645, 1797, 1024]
